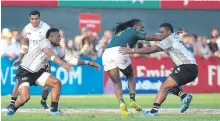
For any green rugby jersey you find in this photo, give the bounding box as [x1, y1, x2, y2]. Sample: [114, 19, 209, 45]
[107, 28, 147, 48]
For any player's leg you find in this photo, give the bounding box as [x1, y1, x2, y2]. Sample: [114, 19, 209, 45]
[170, 86, 193, 113]
[119, 64, 142, 111]
[170, 86, 191, 101]
[142, 64, 198, 116]
[40, 86, 50, 109]
[6, 80, 19, 109]
[5, 82, 31, 116]
[141, 76, 178, 116]
[40, 63, 51, 109]
[37, 72, 62, 115]
[107, 68, 129, 116]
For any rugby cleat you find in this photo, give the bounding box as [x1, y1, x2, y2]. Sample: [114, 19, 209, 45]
[50, 110, 63, 116]
[129, 100, 143, 111]
[4, 108, 16, 116]
[120, 103, 130, 116]
[41, 101, 50, 109]
[180, 94, 193, 113]
[140, 111, 159, 116]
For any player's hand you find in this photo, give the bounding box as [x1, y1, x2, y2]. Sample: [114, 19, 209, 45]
[119, 47, 134, 54]
[62, 63, 73, 71]
[13, 59, 21, 67]
[88, 62, 100, 70]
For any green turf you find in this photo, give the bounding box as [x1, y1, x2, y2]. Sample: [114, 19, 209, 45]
[1, 94, 220, 121]
[2, 94, 220, 109]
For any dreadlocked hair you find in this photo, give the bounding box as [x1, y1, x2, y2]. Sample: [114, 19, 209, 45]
[113, 19, 141, 35]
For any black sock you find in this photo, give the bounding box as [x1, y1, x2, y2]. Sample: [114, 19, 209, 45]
[170, 87, 182, 96]
[41, 96, 47, 103]
[150, 103, 161, 113]
[119, 97, 125, 104]
[51, 102, 58, 112]
[10, 97, 17, 105]
[170, 87, 187, 100]
[10, 104, 18, 111]
[129, 93, 136, 101]
[180, 93, 187, 100]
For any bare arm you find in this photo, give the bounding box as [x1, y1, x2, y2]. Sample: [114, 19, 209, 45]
[144, 33, 163, 41]
[43, 48, 66, 66]
[13, 38, 29, 66]
[119, 45, 164, 55]
[63, 55, 100, 69]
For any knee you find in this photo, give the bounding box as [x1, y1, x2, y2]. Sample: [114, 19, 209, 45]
[54, 80, 61, 87]
[161, 84, 172, 92]
[22, 94, 30, 103]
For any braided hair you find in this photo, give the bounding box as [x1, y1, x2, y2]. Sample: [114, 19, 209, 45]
[113, 19, 141, 35]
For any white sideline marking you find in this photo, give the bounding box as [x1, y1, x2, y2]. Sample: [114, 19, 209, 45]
[1, 109, 220, 114]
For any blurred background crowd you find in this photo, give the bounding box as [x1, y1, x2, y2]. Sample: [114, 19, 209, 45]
[1, 27, 220, 60]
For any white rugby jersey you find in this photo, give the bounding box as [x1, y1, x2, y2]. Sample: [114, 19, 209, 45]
[156, 33, 197, 66]
[21, 39, 64, 73]
[23, 21, 50, 50]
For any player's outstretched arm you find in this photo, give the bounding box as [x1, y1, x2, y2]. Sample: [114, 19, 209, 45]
[43, 48, 73, 71]
[63, 55, 100, 70]
[119, 45, 163, 55]
[144, 33, 163, 41]
[13, 38, 29, 67]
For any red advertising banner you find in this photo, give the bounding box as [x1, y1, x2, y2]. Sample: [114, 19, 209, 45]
[161, 0, 220, 9]
[1, 0, 58, 7]
[79, 13, 101, 32]
[104, 57, 220, 93]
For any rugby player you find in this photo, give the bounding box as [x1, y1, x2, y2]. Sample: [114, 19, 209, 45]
[5, 28, 100, 116]
[120, 23, 198, 116]
[7, 10, 51, 109]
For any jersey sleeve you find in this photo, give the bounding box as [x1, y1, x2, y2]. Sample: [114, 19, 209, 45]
[42, 22, 51, 39]
[23, 26, 28, 39]
[134, 31, 147, 40]
[39, 39, 52, 50]
[43, 23, 50, 32]
[156, 36, 173, 50]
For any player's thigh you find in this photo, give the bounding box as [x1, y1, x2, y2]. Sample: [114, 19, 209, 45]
[44, 74, 61, 88]
[35, 72, 52, 87]
[170, 64, 198, 86]
[17, 80, 30, 98]
[161, 76, 178, 90]
[116, 53, 131, 71]
[119, 64, 134, 79]
[102, 49, 117, 71]
[107, 68, 121, 84]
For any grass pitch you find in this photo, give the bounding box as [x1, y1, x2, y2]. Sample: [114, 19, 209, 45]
[1, 94, 220, 121]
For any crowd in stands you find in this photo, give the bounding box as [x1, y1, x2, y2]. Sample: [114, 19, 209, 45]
[1, 27, 220, 60]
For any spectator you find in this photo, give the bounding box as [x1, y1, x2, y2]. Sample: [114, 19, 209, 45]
[195, 36, 212, 60]
[80, 37, 97, 60]
[208, 36, 219, 53]
[11, 29, 21, 49]
[0, 30, 19, 59]
[59, 30, 66, 52]
[64, 39, 74, 56]
[210, 28, 219, 38]
[182, 35, 195, 54]
[216, 36, 220, 50]
[80, 27, 99, 51]
[178, 28, 188, 39]
[72, 35, 83, 57]
[96, 30, 112, 56]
